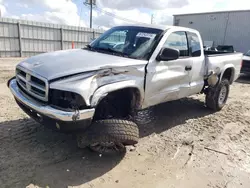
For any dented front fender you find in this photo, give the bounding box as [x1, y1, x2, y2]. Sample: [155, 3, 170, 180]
[50, 64, 146, 108]
[91, 80, 144, 107]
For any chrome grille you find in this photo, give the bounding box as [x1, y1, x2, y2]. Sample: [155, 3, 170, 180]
[16, 67, 49, 102]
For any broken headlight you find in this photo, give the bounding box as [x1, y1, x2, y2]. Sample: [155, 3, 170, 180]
[49, 89, 86, 111]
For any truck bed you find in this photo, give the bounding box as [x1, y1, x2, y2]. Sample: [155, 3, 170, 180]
[204, 51, 243, 82]
[204, 50, 236, 55]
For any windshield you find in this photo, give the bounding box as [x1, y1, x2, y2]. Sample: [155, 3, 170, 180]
[88, 26, 164, 60]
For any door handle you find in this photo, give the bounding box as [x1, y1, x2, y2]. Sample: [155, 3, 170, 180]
[185, 65, 192, 71]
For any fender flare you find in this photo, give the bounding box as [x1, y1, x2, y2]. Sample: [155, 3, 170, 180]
[219, 64, 235, 84]
[90, 80, 144, 107]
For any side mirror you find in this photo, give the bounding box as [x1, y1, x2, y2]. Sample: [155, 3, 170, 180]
[156, 47, 180, 61]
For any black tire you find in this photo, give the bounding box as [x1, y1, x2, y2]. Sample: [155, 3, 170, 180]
[77, 119, 139, 154]
[205, 79, 230, 111]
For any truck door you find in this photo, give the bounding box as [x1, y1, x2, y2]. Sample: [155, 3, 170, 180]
[144, 31, 193, 108]
[186, 31, 205, 95]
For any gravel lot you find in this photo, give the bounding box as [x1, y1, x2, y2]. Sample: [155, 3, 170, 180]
[1, 58, 250, 188]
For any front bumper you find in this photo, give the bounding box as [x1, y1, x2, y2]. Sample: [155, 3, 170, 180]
[9, 79, 95, 122]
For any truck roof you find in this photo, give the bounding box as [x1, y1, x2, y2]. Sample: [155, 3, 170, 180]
[118, 23, 199, 33]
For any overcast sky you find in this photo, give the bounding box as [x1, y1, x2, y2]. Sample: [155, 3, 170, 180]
[0, 0, 250, 29]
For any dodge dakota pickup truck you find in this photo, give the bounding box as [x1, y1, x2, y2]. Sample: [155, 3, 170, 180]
[8, 24, 242, 153]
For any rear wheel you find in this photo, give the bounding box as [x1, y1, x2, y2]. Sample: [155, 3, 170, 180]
[205, 79, 230, 111]
[77, 119, 139, 154]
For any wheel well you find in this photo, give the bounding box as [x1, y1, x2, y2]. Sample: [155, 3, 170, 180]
[93, 88, 141, 120]
[222, 68, 234, 84]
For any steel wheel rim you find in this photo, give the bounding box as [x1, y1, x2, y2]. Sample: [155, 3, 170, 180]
[218, 86, 227, 105]
[90, 142, 125, 153]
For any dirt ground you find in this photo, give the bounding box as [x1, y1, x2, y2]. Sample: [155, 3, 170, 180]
[1, 58, 250, 188]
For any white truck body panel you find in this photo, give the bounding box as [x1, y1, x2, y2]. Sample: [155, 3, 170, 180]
[206, 53, 242, 83]
[243, 55, 250, 61]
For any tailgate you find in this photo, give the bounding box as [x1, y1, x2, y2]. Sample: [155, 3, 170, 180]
[241, 57, 250, 73]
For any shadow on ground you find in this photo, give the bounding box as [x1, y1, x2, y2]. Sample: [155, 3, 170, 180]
[236, 74, 250, 84]
[0, 119, 125, 188]
[0, 98, 213, 188]
[136, 97, 213, 137]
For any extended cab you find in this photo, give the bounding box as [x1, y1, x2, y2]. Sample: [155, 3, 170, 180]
[8, 25, 242, 153]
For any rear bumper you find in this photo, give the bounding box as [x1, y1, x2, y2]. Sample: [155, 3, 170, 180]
[9, 79, 95, 129]
[241, 60, 250, 74]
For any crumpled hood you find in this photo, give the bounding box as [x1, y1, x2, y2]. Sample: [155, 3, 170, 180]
[18, 49, 146, 81]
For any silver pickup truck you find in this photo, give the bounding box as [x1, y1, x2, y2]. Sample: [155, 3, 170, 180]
[8, 24, 242, 153]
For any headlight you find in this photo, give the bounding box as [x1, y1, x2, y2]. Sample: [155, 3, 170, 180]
[49, 89, 86, 111]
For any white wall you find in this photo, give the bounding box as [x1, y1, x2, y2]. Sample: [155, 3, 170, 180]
[174, 10, 250, 53]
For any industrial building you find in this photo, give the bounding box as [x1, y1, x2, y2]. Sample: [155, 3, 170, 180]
[173, 10, 250, 53]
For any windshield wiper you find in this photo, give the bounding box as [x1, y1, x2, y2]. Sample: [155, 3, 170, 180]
[84, 44, 96, 51]
[95, 47, 129, 57]
[84, 45, 129, 57]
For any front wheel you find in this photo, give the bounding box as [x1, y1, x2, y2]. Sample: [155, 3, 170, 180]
[205, 79, 230, 111]
[77, 119, 139, 154]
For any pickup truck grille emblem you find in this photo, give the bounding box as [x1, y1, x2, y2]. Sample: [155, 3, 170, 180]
[16, 67, 49, 102]
[26, 73, 31, 91]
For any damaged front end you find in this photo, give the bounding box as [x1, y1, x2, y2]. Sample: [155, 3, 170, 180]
[9, 61, 145, 132]
[49, 89, 87, 112]
[49, 65, 145, 108]
[8, 77, 95, 132]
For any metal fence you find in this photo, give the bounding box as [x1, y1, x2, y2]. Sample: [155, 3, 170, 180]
[0, 17, 104, 57]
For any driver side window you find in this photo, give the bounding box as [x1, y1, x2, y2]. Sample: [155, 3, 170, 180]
[163, 31, 189, 57]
